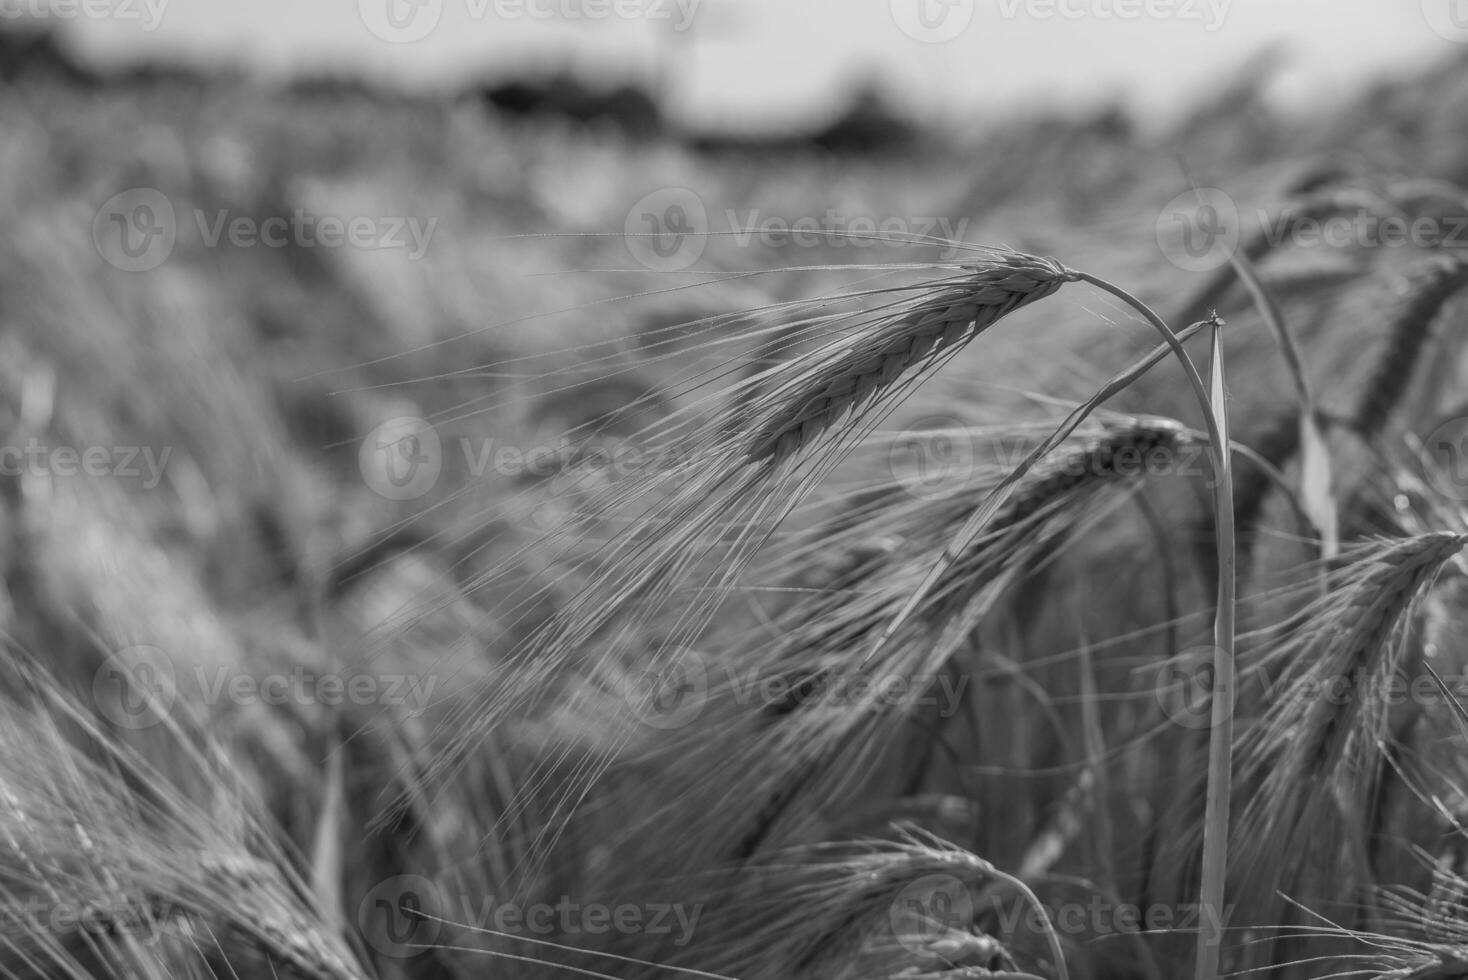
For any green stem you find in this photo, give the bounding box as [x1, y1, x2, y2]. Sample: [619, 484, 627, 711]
[1075, 272, 1236, 980]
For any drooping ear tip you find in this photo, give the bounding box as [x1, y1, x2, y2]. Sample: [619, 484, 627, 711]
[1434, 537, 1468, 578]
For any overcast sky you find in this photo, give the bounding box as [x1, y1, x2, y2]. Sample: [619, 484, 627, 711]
[53, 0, 1467, 129]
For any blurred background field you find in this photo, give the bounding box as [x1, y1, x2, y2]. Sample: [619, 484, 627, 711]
[5, 9, 1467, 640]
[8, 6, 1468, 979]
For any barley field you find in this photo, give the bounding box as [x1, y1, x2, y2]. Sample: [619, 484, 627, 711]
[7, 13, 1468, 980]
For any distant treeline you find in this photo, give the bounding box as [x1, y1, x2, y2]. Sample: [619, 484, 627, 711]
[0, 22, 972, 156]
[0, 25, 227, 89]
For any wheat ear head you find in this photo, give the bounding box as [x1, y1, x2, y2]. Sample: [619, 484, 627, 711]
[720, 417, 1189, 867]
[1267, 532, 1466, 776]
[679, 839, 1057, 980]
[1228, 531, 1467, 963]
[746, 252, 1078, 464]
[745, 417, 1191, 716]
[981, 415, 1191, 540]
[1351, 254, 1468, 439]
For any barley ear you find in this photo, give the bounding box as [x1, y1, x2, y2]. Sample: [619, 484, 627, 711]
[745, 252, 1078, 464]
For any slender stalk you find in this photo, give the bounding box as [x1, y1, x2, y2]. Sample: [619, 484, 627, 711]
[1076, 272, 1236, 980]
[1227, 248, 1337, 559]
[859, 267, 1235, 977]
[989, 865, 1071, 980]
[866, 320, 1211, 665]
[1198, 316, 1234, 980]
